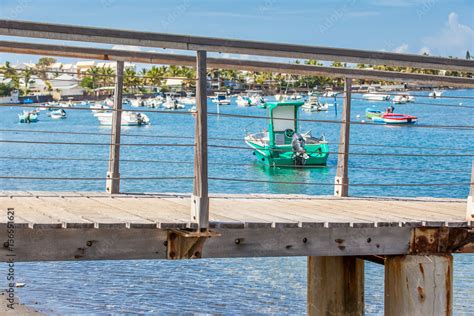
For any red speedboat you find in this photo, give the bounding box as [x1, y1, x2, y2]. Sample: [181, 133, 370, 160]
[381, 113, 417, 124]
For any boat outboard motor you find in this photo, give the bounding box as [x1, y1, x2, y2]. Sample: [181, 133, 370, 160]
[291, 133, 308, 165]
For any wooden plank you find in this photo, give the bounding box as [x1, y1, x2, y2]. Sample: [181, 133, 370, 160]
[87, 196, 189, 228]
[335, 78, 351, 197]
[106, 61, 124, 194]
[14, 196, 94, 229]
[191, 50, 209, 230]
[0, 20, 472, 71]
[0, 197, 62, 228]
[38, 196, 129, 228]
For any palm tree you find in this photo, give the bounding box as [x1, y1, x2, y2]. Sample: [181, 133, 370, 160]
[123, 68, 141, 93]
[147, 66, 166, 88]
[80, 66, 101, 94]
[21, 67, 35, 95]
[98, 66, 115, 88]
[1, 61, 20, 89]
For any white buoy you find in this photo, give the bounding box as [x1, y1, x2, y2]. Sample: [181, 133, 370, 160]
[361, 120, 365, 123]
[356, 114, 360, 118]
[459, 102, 463, 106]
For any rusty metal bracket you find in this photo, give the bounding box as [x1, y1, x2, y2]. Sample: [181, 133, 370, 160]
[166, 229, 221, 259]
[409, 227, 472, 254]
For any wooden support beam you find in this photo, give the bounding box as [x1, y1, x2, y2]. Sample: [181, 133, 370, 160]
[334, 78, 352, 197]
[385, 255, 453, 315]
[1, 40, 474, 87]
[0, 20, 473, 71]
[105, 61, 124, 194]
[467, 160, 473, 221]
[191, 51, 209, 231]
[308, 256, 364, 316]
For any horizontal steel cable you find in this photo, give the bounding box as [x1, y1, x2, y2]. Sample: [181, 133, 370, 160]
[0, 139, 195, 147]
[339, 95, 474, 109]
[2, 128, 474, 153]
[0, 156, 469, 174]
[0, 176, 194, 181]
[208, 112, 474, 130]
[208, 177, 472, 187]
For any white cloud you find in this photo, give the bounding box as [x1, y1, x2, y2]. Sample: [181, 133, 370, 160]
[111, 45, 143, 52]
[393, 43, 409, 54]
[421, 12, 474, 57]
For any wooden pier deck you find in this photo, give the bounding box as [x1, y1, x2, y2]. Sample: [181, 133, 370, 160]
[1, 191, 471, 262]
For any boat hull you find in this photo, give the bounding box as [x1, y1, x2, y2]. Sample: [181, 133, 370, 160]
[246, 141, 329, 167]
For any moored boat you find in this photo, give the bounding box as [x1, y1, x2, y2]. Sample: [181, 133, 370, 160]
[429, 90, 443, 98]
[365, 108, 383, 119]
[302, 96, 328, 112]
[211, 92, 231, 105]
[372, 113, 417, 124]
[245, 101, 329, 167]
[18, 111, 38, 123]
[362, 87, 390, 101]
[96, 112, 150, 126]
[50, 109, 67, 119]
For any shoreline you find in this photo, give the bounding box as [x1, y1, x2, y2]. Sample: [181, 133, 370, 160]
[0, 291, 44, 315]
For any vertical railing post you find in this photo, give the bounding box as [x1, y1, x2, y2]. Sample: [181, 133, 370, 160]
[191, 51, 209, 231]
[106, 60, 124, 194]
[334, 77, 352, 197]
[467, 160, 473, 221]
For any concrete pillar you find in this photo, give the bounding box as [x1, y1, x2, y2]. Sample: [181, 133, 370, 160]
[385, 255, 453, 316]
[308, 256, 364, 316]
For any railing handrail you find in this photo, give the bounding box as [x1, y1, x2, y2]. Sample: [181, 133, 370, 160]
[0, 19, 473, 71]
[1, 40, 473, 87]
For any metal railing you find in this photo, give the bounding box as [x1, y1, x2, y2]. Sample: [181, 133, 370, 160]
[0, 20, 473, 228]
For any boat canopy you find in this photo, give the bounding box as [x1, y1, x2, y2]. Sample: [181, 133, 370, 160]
[266, 101, 304, 147]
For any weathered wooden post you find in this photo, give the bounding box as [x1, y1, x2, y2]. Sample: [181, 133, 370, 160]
[105, 60, 124, 194]
[467, 160, 473, 221]
[334, 77, 352, 197]
[308, 256, 364, 316]
[385, 255, 453, 315]
[191, 51, 209, 231]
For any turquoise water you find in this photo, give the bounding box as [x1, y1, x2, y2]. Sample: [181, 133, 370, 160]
[0, 89, 473, 314]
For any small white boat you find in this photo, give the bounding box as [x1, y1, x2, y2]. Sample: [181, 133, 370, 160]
[163, 96, 185, 110]
[302, 96, 329, 112]
[393, 94, 416, 104]
[90, 103, 111, 114]
[211, 93, 231, 105]
[50, 109, 67, 119]
[96, 112, 150, 126]
[179, 92, 196, 105]
[130, 96, 144, 107]
[144, 96, 163, 108]
[429, 90, 443, 98]
[362, 87, 390, 101]
[236, 95, 251, 106]
[323, 90, 338, 97]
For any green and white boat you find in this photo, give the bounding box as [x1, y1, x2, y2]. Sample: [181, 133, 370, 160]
[18, 111, 39, 123]
[244, 101, 329, 167]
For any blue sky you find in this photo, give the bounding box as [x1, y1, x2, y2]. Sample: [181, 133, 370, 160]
[0, 0, 473, 64]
